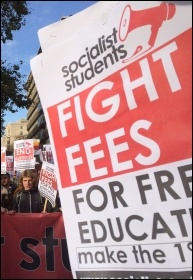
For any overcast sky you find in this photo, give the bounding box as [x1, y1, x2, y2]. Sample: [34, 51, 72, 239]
[2, 1, 97, 126]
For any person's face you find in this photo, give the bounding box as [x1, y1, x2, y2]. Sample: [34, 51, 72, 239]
[1, 175, 10, 187]
[22, 176, 33, 190]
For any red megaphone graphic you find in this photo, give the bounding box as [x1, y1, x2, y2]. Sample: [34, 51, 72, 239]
[119, 2, 176, 59]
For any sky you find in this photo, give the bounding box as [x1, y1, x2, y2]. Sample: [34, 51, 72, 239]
[2, 1, 98, 126]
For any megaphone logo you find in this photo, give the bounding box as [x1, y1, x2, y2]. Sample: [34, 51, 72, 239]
[118, 3, 176, 62]
[24, 141, 31, 147]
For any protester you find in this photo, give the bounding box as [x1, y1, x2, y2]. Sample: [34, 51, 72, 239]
[1, 172, 18, 213]
[32, 163, 44, 188]
[10, 169, 44, 213]
[1, 185, 8, 213]
[8, 169, 61, 214]
[12, 170, 20, 185]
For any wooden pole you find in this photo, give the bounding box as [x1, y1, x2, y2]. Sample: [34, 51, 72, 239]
[43, 198, 48, 213]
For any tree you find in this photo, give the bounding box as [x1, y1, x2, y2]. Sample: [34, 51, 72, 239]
[1, 1, 32, 136]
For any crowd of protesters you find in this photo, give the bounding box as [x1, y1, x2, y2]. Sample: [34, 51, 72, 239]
[1, 172, 18, 212]
[1, 166, 62, 214]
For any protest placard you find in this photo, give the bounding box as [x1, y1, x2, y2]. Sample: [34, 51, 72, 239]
[43, 144, 54, 164]
[30, 1, 192, 278]
[38, 1, 114, 52]
[38, 161, 57, 206]
[1, 147, 6, 174]
[14, 139, 35, 170]
[6, 156, 14, 173]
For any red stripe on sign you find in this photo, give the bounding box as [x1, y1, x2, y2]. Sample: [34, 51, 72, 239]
[48, 28, 192, 188]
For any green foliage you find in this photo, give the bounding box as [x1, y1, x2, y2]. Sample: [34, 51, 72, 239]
[1, 1, 30, 43]
[1, 111, 6, 137]
[1, 1, 32, 136]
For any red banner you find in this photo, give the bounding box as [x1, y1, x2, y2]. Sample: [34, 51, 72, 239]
[1, 213, 73, 279]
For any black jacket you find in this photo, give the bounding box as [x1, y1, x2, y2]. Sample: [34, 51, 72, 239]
[13, 189, 61, 213]
[1, 183, 18, 211]
[13, 189, 44, 213]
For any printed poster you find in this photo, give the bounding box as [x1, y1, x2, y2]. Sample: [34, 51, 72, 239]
[38, 161, 57, 206]
[6, 155, 14, 173]
[43, 144, 54, 164]
[1, 147, 6, 174]
[30, 1, 192, 279]
[14, 139, 35, 170]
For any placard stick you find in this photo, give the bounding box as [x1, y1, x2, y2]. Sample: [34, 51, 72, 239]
[43, 198, 48, 212]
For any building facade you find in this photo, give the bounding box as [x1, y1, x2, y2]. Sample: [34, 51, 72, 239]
[1, 119, 28, 152]
[25, 70, 50, 147]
